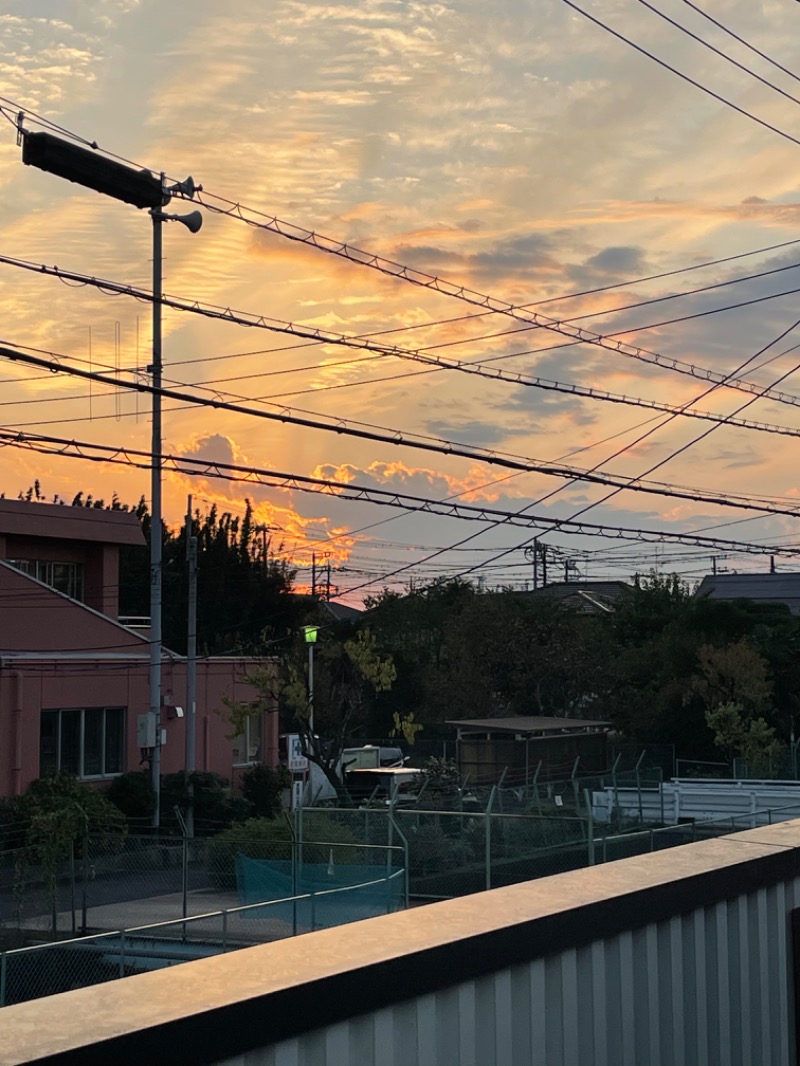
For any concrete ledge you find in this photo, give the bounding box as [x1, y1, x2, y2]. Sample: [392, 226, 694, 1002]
[4, 822, 800, 1065]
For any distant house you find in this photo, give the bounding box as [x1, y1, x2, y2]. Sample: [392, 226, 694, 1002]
[0, 499, 274, 797]
[526, 580, 633, 615]
[695, 572, 800, 616]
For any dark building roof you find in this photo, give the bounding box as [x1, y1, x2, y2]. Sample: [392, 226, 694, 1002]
[695, 572, 800, 615]
[0, 498, 145, 546]
[448, 716, 611, 736]
[526, 580, 633, 614]
[319, 599, 363, 623]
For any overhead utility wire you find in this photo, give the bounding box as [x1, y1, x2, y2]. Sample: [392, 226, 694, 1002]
[433, 315, 800, 596]
[180, 208, 800, 411]
[0, 346, 796, 520]
[557, 0, 800, 148]
[634, 0, 800, 109]
[676, 0, 800, 87]
[12, 261, 800, 423]
[5, 253, 800, 424]
[0, 428, 794, 558]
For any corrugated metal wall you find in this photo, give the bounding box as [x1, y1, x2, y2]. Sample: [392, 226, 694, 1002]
[227, 879, 799, 1066]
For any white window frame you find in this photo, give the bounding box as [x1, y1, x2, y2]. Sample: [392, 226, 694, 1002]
[40, 706, 125, 779]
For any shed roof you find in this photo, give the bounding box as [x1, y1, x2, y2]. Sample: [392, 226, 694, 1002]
[447, 716, 611, 736]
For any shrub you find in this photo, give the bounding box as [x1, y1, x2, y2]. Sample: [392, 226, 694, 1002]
[241, 764, 291, 819]
[208, 817, 293, 891]
[106, 772, 157, 825]
[207, 813, 362, 892]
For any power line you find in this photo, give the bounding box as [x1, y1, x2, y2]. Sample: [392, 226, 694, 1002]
[634, 0, 800, 110]
[2, 349, 800, 518]
[0, 427, 795, 558]
[6, 253, 800, 428]
[558, 0, 800, 148]
[676, 0, 800, 87]
[175, 208, 800, 412]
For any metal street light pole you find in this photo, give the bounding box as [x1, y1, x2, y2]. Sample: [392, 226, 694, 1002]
[148, 204, 202, 828]
[149, 204, 164, 824]
[19, 122, 201, 826]
[303, 625, 319, 740]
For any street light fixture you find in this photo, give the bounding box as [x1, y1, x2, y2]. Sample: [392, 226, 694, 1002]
[19, 127, 201, 827]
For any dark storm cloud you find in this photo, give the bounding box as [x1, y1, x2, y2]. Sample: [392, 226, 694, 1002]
[424, 420, 510, 446]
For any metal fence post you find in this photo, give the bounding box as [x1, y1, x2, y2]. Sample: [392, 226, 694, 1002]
[1, 951, 6, 1007]
[310, 891, 316, 932]
[584, 790, 595, 866]
[485, 785, 497, 891]
[81, 830, 89, 934]
[119, 931, 126, 979]
[222, 909, 228, 953]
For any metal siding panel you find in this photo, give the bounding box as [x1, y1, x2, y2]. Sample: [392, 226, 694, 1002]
[298, 1030, 326, 1066]
[416, 992, 438, 1066]
[737, 893, 752, 1066]
[590, 940, 609, 1066]
[544, 954, 564, 1065]
[475, 974, 497, 1066]
[529, 957, 548, 1066]
[693, 907, 710, 1066]
[758, 887, 772, 1065]
[715, 900, 732, 1066]
[509, 963, 532, 1066]
[645, 923, 661, 1066]
[493, 968, 513, 1066]
[769, 882, 790, 1066]
[345, 1015, 375, 1066]
[654, 920, 673, 1066]
[272, 1044, 301, 1066]
[618, 930, 636, 1066]
[323, 1024, 350, 1065]
[394, 999, 419, 1066]
[434, 986, 462, 1066]
[457, 979, 478, 1066]
[668, 916, 685, 1066]
[372, 1006, 397, 1066]
[560, 948, 580, 1066]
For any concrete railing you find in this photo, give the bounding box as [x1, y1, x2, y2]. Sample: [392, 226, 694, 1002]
[4, 821, 800, 1065]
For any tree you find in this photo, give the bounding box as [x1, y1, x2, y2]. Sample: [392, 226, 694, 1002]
[705, 701, 783, 776]
[13, 775, 124, 935]
[223, 623, 396, 806]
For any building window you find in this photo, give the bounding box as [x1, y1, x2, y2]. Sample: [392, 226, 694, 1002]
[8, 559, 84, 601]
[40, 707, 125, 779]
[232, 711, 262, 766]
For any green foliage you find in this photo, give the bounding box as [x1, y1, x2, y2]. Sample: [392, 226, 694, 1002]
[160, 772, 248, 834]
[207, 813, 360, 891]
[390, 711, 423, 746]
[241, 764, 292, 819]
[423, 757, 461, 798]
[106, 771, 157, 824]
[705, 701, 783, 776]
[208, 816, 294, 890]
[10, 775, 125, 935]
[19, 774, 125, 857]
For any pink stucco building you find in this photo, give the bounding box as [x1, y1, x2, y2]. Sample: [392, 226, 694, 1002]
[0, 499, 277, 797]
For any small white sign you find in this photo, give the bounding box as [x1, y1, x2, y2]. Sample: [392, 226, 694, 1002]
[286, 733, 308, 772]
[554, 795, 563, 807]
[291, 779, 305, 810]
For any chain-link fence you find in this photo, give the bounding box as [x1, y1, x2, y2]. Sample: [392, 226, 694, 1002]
[0, 865, 406, 1008]
[0, 831, 405, 941]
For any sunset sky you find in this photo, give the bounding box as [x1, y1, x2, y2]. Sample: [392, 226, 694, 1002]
[2, 0, 800, 600]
